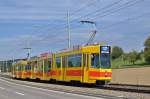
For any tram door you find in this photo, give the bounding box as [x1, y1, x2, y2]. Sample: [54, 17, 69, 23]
[39, 60, 44, 80]
[62, 56, 67, 81]
[82, 53, 89, 83]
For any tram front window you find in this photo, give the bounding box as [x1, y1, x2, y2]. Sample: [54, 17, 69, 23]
[91, 53, 111, 69]
[100, 53, 111, 69]
[91, 54, 100, 68]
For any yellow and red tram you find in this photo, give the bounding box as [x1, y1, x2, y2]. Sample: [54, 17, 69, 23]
[12, 45, 112, 85]
[12, 60, 27, 79]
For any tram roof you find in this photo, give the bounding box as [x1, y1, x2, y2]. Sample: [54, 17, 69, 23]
[55, 44, 100, 55]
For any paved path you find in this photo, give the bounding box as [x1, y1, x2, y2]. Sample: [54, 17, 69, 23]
[0, 78, 105, 99]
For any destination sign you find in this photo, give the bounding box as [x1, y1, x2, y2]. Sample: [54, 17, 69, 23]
[100, 46, 111, 54]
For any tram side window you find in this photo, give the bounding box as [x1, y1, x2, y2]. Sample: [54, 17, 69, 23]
[33, 61, 38, 73]
[25, 64, 31, 71]
[17, 66, 19, 71]
[48, 58, 51, 71]
[68, 54, 81, 67]
[39, 61, 43, 72]
[25, 65, 26, 71]
[20, 66, 22, 71]
[19, 65, 23, 71]
[44, 59, 51, 72]
[18, 66, 21, 71]
[20, 65, 22, 71]
[16, 66, 19, 71]
[29, 65, 31, 70]
[44, 59, 48, 72]
[31, 62, 34, 71]
[56, 57, 61, 68]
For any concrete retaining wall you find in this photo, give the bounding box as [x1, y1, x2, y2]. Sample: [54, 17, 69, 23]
[111, 67, 150, 86]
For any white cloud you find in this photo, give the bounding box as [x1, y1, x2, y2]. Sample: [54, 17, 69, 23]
[0, 0, 150, 60]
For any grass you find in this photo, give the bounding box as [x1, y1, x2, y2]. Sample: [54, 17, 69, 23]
[112, 57, 150, 69]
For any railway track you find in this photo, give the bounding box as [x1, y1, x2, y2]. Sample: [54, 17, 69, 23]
[97, 84, 150, 94]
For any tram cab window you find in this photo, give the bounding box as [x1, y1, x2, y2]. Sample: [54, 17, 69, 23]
[56, 57, 61, 68]
[91, 54, 100, 68]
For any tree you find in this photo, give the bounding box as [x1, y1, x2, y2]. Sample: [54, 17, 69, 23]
[144, 49, 150, 63]
[122, 53, 129, 63]
[112, 46, 124, 60]
[136, 52, 142, 60]
[144, 36, 150, 63]
[144, 36, 150, 48]
[127, 50, 138, 64]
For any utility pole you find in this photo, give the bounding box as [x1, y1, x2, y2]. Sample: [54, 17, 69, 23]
[2, 61, 4, 73]
[0, 62, 1, 73]
[23, 47, 31, 60]
[67, 11, 71, 48]
[23, 38, 31, 60]
[5, 60, 8, 73]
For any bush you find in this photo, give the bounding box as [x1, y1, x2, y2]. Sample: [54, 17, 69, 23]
[144, 36, 150, 63]
[144, 48, 150, 63]
[127, 51, 138, 64]
[112, 46, 124, 60]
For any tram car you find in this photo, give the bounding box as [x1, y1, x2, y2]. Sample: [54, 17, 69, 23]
[12, 44, 112, 85]
[12, 60, 28, 79]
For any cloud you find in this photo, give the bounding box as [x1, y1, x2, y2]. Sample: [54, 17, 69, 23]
[0, 0, 69, 20]
[0, 0, 150, 60]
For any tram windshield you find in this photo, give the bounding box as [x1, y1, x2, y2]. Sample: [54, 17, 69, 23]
[100, 46, 111, 69]
[100, 53, 111, 69]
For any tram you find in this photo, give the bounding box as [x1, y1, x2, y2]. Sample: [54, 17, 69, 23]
[12, 44, 112, 85]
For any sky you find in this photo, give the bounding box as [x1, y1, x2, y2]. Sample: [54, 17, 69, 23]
[0, 0, 150, 60]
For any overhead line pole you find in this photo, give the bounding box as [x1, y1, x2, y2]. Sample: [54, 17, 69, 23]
[23, 40, 31, 60]
[23, 47, 31, 60]
[67, 11, 71, 48]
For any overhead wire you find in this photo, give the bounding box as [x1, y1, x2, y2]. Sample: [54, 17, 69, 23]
[35, 0, 134, 41]
[15, 0, 145, 53]
[29, 0, 97, 36]
[69, 0, 143, 32]
[30, 0, 99, 44]
[70, 0, 124, 22]
[88, 0, 144, 20]
[99, 12, 150, 30]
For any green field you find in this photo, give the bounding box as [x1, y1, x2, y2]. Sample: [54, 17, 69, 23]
[112, 56, 150, 69]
